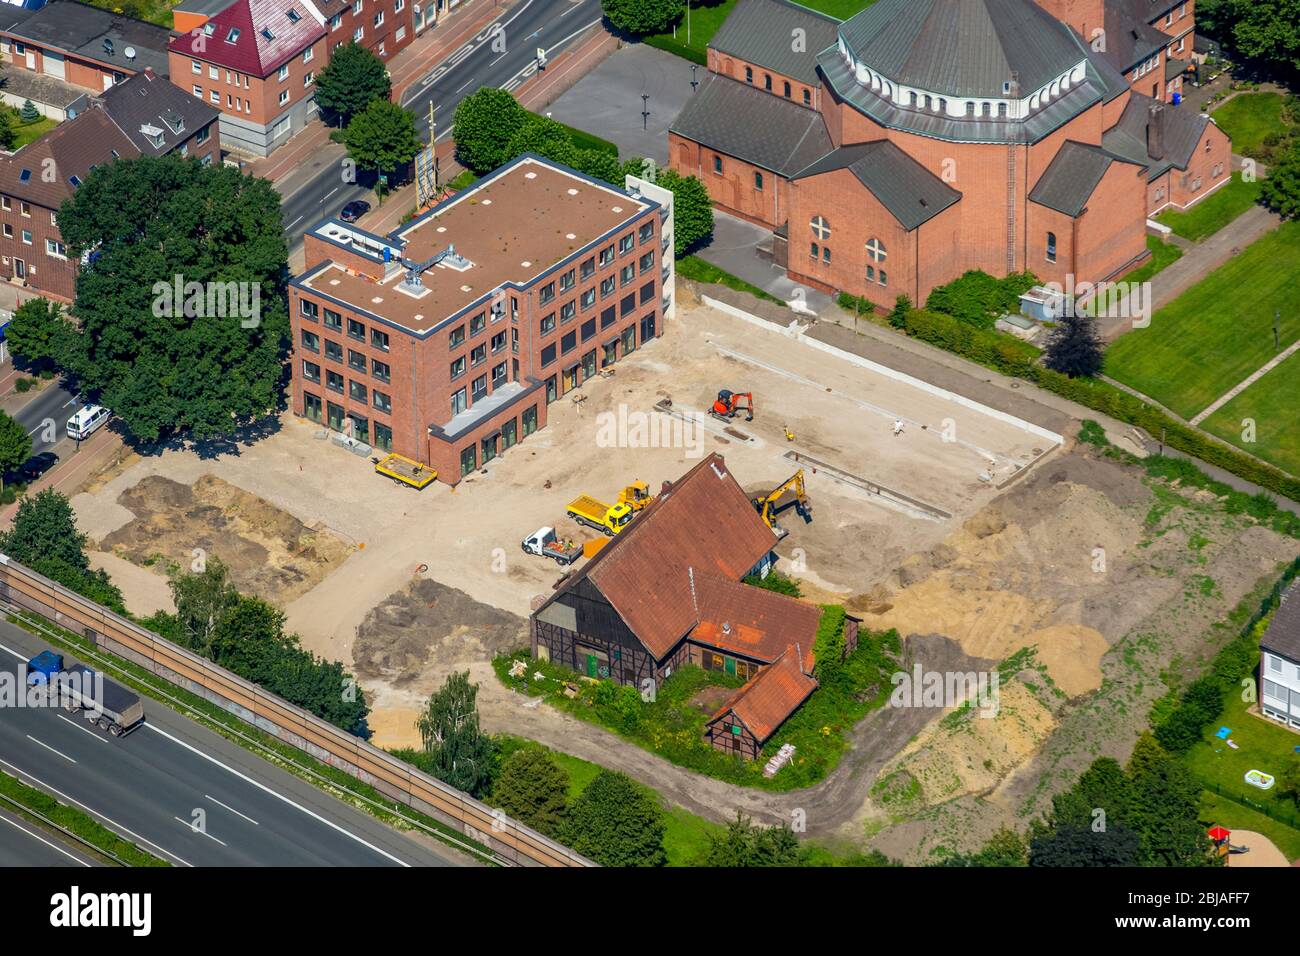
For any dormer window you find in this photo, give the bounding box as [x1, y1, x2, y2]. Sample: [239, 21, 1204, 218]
[226, 28, 240, 43]
[202, 23, 215, 36]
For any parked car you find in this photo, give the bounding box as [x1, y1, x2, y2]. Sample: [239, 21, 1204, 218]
[18, 451, 58, 481]
[339, 200, 371, 223]
[67, 404, 110, 441]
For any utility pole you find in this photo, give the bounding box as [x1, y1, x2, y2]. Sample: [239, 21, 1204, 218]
[641, 94, 649, 131]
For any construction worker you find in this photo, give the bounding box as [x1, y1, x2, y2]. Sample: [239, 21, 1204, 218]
[893, 419, 905, 436]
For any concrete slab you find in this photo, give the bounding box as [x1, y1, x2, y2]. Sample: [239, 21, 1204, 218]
[696, 211, 836, 314]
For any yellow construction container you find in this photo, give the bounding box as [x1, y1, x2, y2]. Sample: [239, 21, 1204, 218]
[582, 537, 608, 559]
[375, 453, 437, 489]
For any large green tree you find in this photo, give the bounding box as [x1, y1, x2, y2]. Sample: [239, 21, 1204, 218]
[168, 556, 240, 658]
[601, 0, 685, 36]
[560, 770, 666, 866]
[0, 411, 30, 490]
[57, 155, 289, 443]
[654, 168, 713, 257]
[1199, 0, 1300, 74]
[1029, 822, 1141, 866]
[314, 42, 392, 127]
[417, 671, 496, 798]
[1261, 142, 1300, 219]
[344, 99, 422, 180]
[0, 489, 125, 612]
[6, 297, 73, 373]
[493, 747, 570, 837]
[452, 87, 530, 174]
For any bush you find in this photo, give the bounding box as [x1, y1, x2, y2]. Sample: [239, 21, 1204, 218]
[14, 378, 32, 393]
[742, 569, 802, 597]
[924, 270, 1039, 330]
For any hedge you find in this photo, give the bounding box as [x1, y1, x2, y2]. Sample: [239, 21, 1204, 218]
[885, 307, 1300, 503]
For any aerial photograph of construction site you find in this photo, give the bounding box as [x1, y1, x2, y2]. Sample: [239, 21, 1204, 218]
[0, 0, 1295, 935]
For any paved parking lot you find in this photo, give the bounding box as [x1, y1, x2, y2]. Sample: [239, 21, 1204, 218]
[545, 42, 699, 163]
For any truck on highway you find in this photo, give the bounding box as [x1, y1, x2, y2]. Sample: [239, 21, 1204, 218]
[25, 650, 145, 738]
[521, 527, 584, 565]
[565, 481, 653, 535]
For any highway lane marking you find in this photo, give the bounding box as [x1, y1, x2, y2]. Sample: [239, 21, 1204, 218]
[501, 18, 601, 91]
[205, 794, 259, 826]
[454, 77, 475, 95]
[400, 0, 537, 107]
[0, 756, 193, 866]
[0, 811, 91, 867]
[144, 723, 411, 867]
[175, 816, 227, 847]
[26, 734, 75, 763]
[57, 714, 106, 743]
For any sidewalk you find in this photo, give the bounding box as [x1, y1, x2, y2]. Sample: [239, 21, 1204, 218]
[0, 424, 123, 526]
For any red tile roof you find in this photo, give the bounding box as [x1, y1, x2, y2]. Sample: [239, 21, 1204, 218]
[709, 647, 817, 744]
[0, 109, 137, 209]
[571, 453, 781, 659]
[690, 572, 819, 671]
[169, 0, 324, 77]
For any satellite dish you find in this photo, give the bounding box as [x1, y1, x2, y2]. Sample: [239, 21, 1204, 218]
[124, 46, 136, 59]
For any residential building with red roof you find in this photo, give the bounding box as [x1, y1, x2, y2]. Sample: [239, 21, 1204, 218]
[531, 453, 855, 760]
[168, 0, 412, 157]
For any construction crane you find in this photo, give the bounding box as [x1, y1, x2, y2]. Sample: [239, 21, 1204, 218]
[752, 469, 812, 534]
[711, 389, 754, 422]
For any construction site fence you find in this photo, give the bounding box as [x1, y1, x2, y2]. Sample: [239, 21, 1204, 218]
[0, 555, 593, 868]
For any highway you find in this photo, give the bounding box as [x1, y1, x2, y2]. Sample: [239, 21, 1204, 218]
[0, 806, 98, 867]
[279, 0, 604, 243]
[13, 379, 83, 457]
[0, 622, 468, 867]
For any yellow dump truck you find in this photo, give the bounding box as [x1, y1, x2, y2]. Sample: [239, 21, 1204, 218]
[374, 453, 437, 489]
[565, 481, 653, 535]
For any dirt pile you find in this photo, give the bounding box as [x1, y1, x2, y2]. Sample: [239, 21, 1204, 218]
[352, 578, 529, 691]
[99, 474, 350, 603]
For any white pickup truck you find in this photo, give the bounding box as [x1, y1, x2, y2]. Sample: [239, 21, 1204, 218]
[521, 527, 584, 566]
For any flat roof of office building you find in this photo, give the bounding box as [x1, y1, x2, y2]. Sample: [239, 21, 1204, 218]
[295, 155, 655, 336]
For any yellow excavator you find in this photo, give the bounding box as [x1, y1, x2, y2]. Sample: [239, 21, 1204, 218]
[752, 469, 812, 534]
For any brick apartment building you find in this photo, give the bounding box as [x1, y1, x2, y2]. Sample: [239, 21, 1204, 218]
[0, 68, 220, 300]
[0, 1, 172, 118]
[289, 155, 669, 483]
[669, 0, 1231, 311]
[168, 0, 413, 157]
[1040, 0, 1198, 104]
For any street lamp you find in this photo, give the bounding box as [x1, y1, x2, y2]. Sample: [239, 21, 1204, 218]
[691, 63, 698, 92]
[641, 94, 650, 131]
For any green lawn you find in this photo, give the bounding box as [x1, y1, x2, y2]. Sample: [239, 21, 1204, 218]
[10, 113, 55, 150]
[1201, 349, 1300, 477]
[1210, 92, 1290, 158]
[1184, 689, 1300, 860]
[646, 0, 877, 63]
[1156, 173, 1264, 242]
[1104, 220, 1300, 419]
[1119, 234, 1184, 285]
[678, 254, 784, 303]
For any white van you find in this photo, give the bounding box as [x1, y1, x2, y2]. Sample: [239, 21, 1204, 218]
[67, 404, 110, 441]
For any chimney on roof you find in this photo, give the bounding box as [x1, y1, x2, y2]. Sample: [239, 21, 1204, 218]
[1147, 101, 1165, 160]
[144, 66, 155, 80]
[1006, 71, 1020, 98]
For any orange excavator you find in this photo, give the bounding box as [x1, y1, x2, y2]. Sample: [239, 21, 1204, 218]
[711, 389, 754, 422]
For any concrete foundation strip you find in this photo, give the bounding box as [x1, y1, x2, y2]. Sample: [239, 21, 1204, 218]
[783, 451, 951, 522]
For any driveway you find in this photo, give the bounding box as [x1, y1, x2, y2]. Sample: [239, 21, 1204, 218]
[695, 211, 836, 315]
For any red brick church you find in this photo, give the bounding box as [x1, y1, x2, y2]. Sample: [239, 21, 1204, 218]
[668, 0, 1232, 309]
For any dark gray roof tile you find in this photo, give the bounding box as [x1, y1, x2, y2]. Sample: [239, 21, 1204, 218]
[669, 73, 832, 176]
[710, 0, 840, 87]
[1262, 582, 1300, 663]
[792, 140, 961, 229]
[1029, 140, 1139, 216]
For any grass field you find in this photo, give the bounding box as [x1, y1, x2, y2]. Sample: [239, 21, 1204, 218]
[646, 0, 876, 62]
[1199, 790, 1300, 861]
[1104, 220, 1300, 419]
[1201, 349, 1300, 477]
[1120, 235, 1184, 284]
[1156, 173, 1263, 242]
[1210, 92, 1291, 158]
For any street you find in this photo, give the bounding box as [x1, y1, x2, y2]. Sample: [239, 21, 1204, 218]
[0, 622, 469, 867]
[278, 0, 604, 244]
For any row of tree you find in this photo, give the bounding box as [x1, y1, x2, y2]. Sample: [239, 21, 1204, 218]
[938, 733, 1215, 867]
[452, 87, 714, 256]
